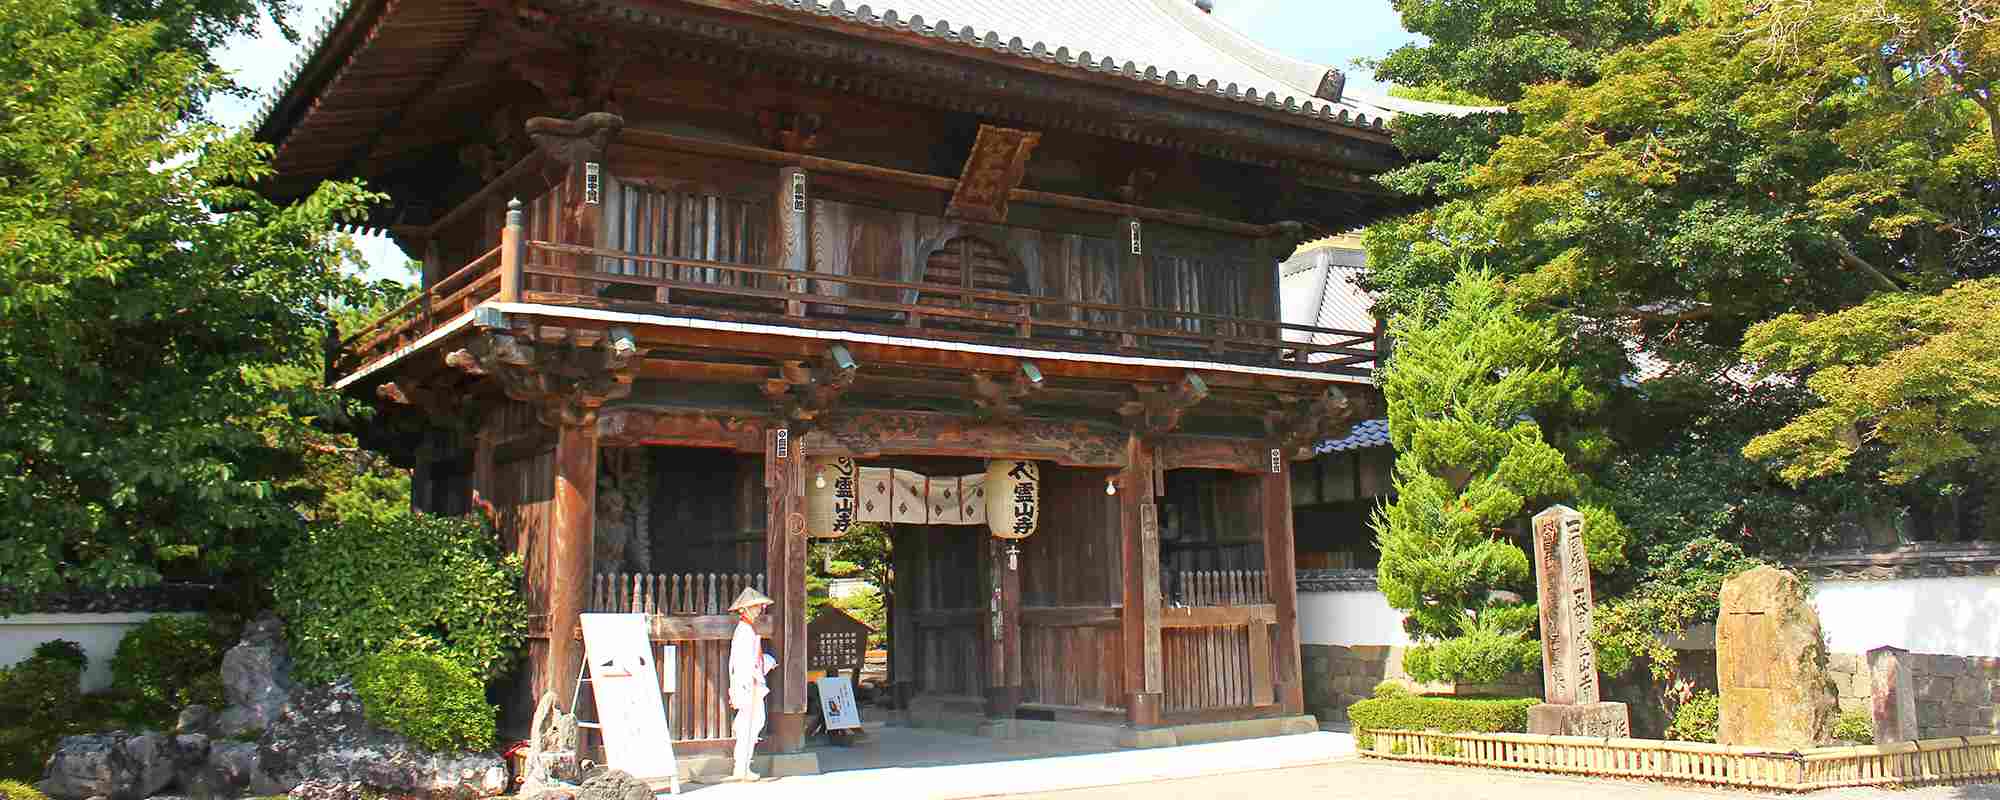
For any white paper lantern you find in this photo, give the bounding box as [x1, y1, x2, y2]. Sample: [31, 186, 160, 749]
[985, 460, 1039, 539]
[805, 457, 858, 538]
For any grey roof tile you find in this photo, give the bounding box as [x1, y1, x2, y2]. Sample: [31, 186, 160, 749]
[1316, 417, 1389, 453]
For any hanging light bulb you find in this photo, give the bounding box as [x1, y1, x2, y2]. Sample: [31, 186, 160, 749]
[815, 469, 827, 489]
[1105, 477, 1117, 496]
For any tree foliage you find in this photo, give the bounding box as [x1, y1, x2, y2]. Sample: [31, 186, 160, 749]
[1373, 271, 1628, 683]
[0, 0, 382, 607]
[1743, 278, 2000, 484]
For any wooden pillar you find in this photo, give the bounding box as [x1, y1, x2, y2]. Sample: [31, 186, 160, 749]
[1262, 450, 1305, 714]
[1118, 217, 1145, 350]
[1120, 434, 1163, 726]
[548, 421, 598, 710]
[472, 417, 499, 539]
[777, 167, 808, 317]
[763, 428, 807, 752]
[498, 198, 524, 303]
[986, 538, 1023, 718]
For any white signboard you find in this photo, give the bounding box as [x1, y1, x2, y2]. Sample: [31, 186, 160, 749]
[815, 676, 863, 731]
[579, 614, 677, 784]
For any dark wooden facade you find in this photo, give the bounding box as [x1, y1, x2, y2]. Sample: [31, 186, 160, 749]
[267, 0, 1407, 756]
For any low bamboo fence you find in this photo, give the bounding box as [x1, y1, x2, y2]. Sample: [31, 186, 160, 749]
[1363, 729, 2000, 791]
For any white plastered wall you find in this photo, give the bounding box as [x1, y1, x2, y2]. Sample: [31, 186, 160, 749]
[1811, 576, 2000, 657]
[1298, 590, 1411, 647]
[0, 612, 182, 691]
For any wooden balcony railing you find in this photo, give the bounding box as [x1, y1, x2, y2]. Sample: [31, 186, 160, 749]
[334, 198, 1380, 382]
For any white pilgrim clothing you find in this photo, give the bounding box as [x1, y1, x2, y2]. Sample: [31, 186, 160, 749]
[728, 616, 769, 772]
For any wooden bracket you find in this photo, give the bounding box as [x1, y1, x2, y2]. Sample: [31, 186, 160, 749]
[446, 327, 638, 428]
[1263, 385, 1370, 458]
[525, 112, 624, 169]
[946, 124, 1041, 223]
[1118, 372, 1210, 435]
[761, 343, 858, 424]
[757, 110, 825, 153]
[969, 362, 1045, 420]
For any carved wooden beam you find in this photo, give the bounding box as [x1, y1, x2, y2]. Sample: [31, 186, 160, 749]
[969, 362, 1045, 420]
[1118, 372, 1210, 436]
[1264, 385, 1371, 458]
[526, 112, 624, 170]
[946, 124, 1041, 223]
[757, 110, 825, 153]
[761, 343, 858, 424]
[446, 327, 637, 428]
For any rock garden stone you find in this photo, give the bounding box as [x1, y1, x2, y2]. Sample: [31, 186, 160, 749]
[39, 732, 178, 800]
[576, 768, 650, 800]
[214, 615, 291, 740]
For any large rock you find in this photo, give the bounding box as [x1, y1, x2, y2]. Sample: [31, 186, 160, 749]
[577, 769, 650, 800]
[256, 681, 506, 800]
[39, 732, 183, 800]
[179, 740, 260, 800]
[1717, 566, 1839, 749]
[215, 615, 292, 740]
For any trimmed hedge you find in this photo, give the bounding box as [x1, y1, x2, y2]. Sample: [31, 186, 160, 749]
[1667, 691, 1720, 743]
[354, 652, 496, 753]
[1346, 694, 1538, 749]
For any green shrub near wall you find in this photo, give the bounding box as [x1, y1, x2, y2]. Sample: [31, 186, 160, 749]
[353, 652, 496, 753]
[0, 641, 87, 780]
[0, 779, 50, 800]
[1347, 694, 1539, 749]
[110, 616, 231, 722]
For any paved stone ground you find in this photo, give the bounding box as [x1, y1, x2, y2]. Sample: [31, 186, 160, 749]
[679, 730, 2000, 799]
[998, 759, 2000, 800]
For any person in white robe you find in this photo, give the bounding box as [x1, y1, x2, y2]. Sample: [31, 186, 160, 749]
[726, 587, 775, 782]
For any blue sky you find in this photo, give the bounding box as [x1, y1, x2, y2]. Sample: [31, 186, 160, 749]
[209, 0, 1418, 280]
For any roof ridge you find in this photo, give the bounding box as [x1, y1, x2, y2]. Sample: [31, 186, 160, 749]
[1139, 0, 1335, 101]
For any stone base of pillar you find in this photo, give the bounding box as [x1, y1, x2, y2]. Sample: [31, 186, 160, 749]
[1528, 702, 1631, 737]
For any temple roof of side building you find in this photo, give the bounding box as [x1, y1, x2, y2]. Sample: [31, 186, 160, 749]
[1279, 234, 1376, 355]
[251, 0, 1497, 182]
[1278, 235, 1393, 454]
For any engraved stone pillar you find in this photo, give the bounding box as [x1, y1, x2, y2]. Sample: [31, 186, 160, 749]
[1868, 645, 1919, 743]
[1527, 504, 1629, 736]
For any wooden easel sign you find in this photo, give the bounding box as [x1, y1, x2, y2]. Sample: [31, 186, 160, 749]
[579, 614, 678, 789]
[815, 676, 863, 731]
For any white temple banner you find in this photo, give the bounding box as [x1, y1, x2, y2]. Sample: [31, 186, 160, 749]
[805, 461, 1030, 535]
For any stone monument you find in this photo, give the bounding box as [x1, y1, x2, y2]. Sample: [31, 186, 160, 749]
[1716, 565, 1838, 748]
[1527, 505, 1630, 736]
[1867, 645, 1919, 743]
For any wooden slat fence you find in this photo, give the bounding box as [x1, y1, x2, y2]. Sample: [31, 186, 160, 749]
[1164, 569, 1270, 607]
[580, 571, 766, 747]
[588, 571, 765, 615]
[1365, 730, 2000, 791]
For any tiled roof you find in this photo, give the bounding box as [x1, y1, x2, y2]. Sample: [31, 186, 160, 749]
[255, 0, 1496, 142]
[1316, 417, 1389, 453]
[1279, 238, 1377, 362]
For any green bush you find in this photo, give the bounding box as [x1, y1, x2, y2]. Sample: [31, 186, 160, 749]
[110, 616, 230, 722]
[0, 642, 87, 780]
[354, 652, 496, 753]
[1402, 624, 1542, 685]
[0, 778, 50, 800]
[1834, 710, 1874, 744]
[1372, 680, 1412, 699]
[1346, 694, 1538, 749]
[276, 512, 526, 684]
[1666, 691, 1720, 743]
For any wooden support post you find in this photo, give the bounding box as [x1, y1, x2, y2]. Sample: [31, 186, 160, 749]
[777, 167, 808, 317]
[763, 428, 807, 752]
[499, 198, 524, 303]
[1120, 434, 1163, 726]
[472, 417, 498, 539]
[548, 421, 598, 711]
[1118, 217, 1145, 351]
[986, 538, 1023, 718]
[1262, 451, 1304, 714]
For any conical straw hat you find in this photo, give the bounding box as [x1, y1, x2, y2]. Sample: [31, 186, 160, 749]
[728, 586, 774, 612]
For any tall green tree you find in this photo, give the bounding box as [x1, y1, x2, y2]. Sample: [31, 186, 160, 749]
[1373, 271, 1628, 684]
[0, 0, 378, 606]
